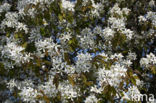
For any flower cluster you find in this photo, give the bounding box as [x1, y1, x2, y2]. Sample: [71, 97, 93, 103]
[1, 12, 28, 33]
[75, 52, 92, 73]
[0, 0, 155, 102]
[61, 0, 76, 12]
[140, 53, 156, 68]
[78, 27, 95, 49]
[107, 4, 134, 40]
[1, 41, 32, 68]
[0, 3, 11, 14]
[96, 53, 130, 88]
[122, 85, 141, 101]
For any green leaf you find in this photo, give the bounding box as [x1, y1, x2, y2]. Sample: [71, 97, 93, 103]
[53, 74, 59, 88]
[58, 14, 63, 21]
[68, 76, 75, 86]
[64, 53, 71, 64]
[25, 42, 37, 53]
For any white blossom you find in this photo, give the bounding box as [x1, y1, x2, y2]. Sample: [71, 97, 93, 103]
[19, 87, 39, 103]
[35, 38, 60, 57]
[58, 81, 79, 100]
[90, 85, 103, 94]
[93, 26, 103, 34]
[97, 64, 127, 87]
[78, 28, 95, 49]
[0, 3, 11, 13]
[122, 86, 141, 101]
[84, 95, 99, 103]
[1, 12, 28, 33]
[108, 17, 126, 30]
[138, 16, 147, 22]
[38, 76, 58, 97]
[1, 42, 32, 67]
[127, 52, 137, 60]
[76, 52, 92, 73]
[0, 0, 155, 103]
[7, 79, 18, 91]
[62, 0, 76, 11]
[102, 27, 115, 40]
[110, 4, 130, 17]
[90, 0, 104, 17]
[140, 53, 156, 68]
[121, 28, 134, 40]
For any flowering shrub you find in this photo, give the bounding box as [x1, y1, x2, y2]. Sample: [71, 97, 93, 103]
[0, 0, 156, 102]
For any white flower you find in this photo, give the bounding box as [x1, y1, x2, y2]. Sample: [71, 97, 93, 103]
[0, 3, 11, 13]
[27, 8, 37, 18]
[16, 22, 28, 33]
[1, 12, 18, 28]
[90, 85, 103, 94]
[78, 28, 95, 49]
[90, 1, 104, 17]
[1, 42, 32, 67]
[136, 79, 144, 87]
[138, 16, 147, 22]
[28, 28, 42, 42]
[64, 65, 76, 74]
[35, 38, 59, 57]
[108, 17, 126, 30]
[93, 26, 103, 34]
[76, 52, 92, 73]
[97, 63, 127, 87]
[17, 0, 54, 17]
[38, 76, 58, 97]
[110, 4, 130, 17]
[140, 58, 149, 67]
[84, 95, 98, 103]
[102, 27, 115, 40]
[21, 53, 33, 63]
[123, 60, 132, 67]
[121, 28, 134, 40]
[1, 12, 28, 33]
[2, 42, 24, 61]
[122, 8, 131, 15]
[149, 0, 155, 7]
[127, 52, 137, 60]
[99, 52, 109, 61]
[140, 53, 156, 68]
[7, 79, 18, 91]
[110, 4, 122, 16]
[81, 28, 92, 36]
[60, 32, 72, 43]
[82, 0, 89, 6]
[139, 11, 156, 26]
[122, 85, 141, 101]
[147, 53, 156, 64]
[62, 0, 76, 11]
[58, 81, 79, 100]
[19, 87, 39, 103]
[110, 53, 124, 60]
